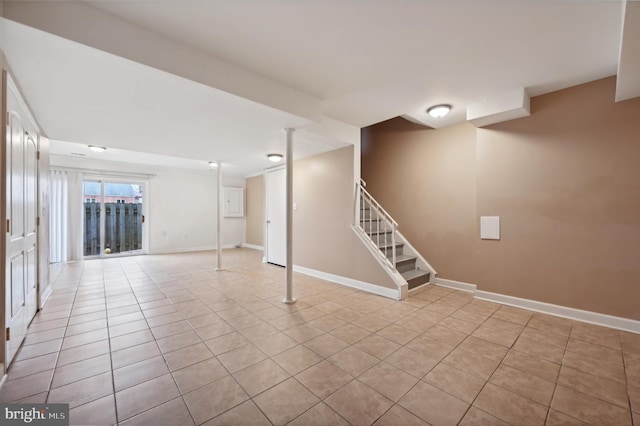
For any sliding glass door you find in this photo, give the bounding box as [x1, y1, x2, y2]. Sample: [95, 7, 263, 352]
[83, 180, 144, 257]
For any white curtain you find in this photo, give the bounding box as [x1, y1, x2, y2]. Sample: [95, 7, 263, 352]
[50, 170, 83, 262]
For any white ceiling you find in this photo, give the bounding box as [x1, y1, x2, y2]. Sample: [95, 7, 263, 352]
[2, 0, 638, 175]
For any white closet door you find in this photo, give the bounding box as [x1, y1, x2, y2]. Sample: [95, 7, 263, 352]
[265, 168, 286, 266]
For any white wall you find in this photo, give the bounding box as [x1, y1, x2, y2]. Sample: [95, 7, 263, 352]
[50, 155, 246, 254]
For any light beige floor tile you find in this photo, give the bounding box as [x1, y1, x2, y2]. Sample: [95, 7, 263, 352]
[186, 312, 223, 329]
[328, 346, 380, 377]
[15, 338, 63, 361]
[295, 360, 353, 399]
[51, 353, 111, 388]
[163, 342, 213, 372]
[253, 378, 319, 426]
[233, 358, 290, 397]
[156, 330, 202, 354]
[24, 327, 67, 346]
[112, 341, 161, 369]
[330, 323, 371, 344]
[172, 357, 228, 395]
[512, 335, 565, 364]
[203, 400, 270, 426]
[472, 325, 520, 347]
[288, 402, 350, 426]
[458, 406, 510, 425]
[114, 355, 170, 391]
[121, 397, 195, 426]
[567, 337, 623, 364]
[308, 315, 347, 332]
[48, 372, 113, 409]
[109, 319, 149, 338]
[490, 364, 555, 405]
[552, 384, 632, 426]
[424, 362, 485, 403]
[490, 306, 533, 326]
[373, 405, 429, 426]
[405, 334, 455, 361]
[422, 323, 468, 346]
[238, 321, 279, 341]
[304, 333, 350, 357]
[399, 380, 469, 426]
[385, 346, 437, 378]
[183, 375, 248, 424]
[252, 332, 298, 356]
[151, 320, 193, 340]
[474, 382, 549, 426]
[353, 334, 401, 360]
[629, 384, 640, 414]
[458, 336, 509, 362]
[205, 331, 249, 355]
[194, 321, 235, 341]
[146, 312, 184, 328]
[325, 380, 393, 426]
[502, 349, 560, 383]
[438, 316, 479, 334]
[68, 394, 116, 426]
[376, 324, 420, 345]
[0, 370, 54, 402]
[360, 362, 419, 401]
[562, 349, 626, 383]
[545, 409, 591, 425]
[284, 323, 325, 343]
[116, 373, 181, 421]
[110, 329, 155, 351]
[6, 353, 58, 380]
[273, 345, 323, 375]
[217, 343, 268, 373]
[558, 365, 629, 408]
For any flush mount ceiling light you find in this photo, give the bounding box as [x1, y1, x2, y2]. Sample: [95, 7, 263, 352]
[208, 161, 218, 167]
[427, 104, 452, 118]
[267, 153, 283, 162]
[88, 145, 107, 153]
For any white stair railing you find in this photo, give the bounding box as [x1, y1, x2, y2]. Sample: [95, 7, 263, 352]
[355, 179, 398, 270]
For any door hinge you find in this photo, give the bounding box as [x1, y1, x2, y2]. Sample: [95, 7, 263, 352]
[6, 219, 9, 233]
[37, 216, 40, 226]
[6, 328, 10, 341]
[37, 151, 40, 160]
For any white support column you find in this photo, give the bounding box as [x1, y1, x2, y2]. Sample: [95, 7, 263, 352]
[283, 128, 296, 304]
[215, 160, 223, 271]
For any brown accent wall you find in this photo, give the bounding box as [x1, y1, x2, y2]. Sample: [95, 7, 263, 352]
[245, 174, 264, 247]
[293, 146, 395, 288]
[361, 120, 477, 283]
[362, 77, 640, 320]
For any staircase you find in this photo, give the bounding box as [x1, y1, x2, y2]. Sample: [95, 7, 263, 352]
[355, 180, 436, 298]
[360, 205, 430, 290]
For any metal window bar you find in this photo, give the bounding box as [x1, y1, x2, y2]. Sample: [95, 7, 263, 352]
[356, 180, 398, 269]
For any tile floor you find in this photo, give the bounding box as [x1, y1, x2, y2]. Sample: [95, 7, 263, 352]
[1, 248, 639, 425]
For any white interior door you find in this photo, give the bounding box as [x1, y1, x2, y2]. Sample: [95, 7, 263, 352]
[266, 167, 286, 266]
[5, 76, 39, 366]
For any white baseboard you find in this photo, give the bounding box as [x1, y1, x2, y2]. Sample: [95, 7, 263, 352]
[435, 278, 477, 293]
[241, 243, 264, 251]
[149, 245, 236, 255]
[293, 265, 400, 300]
[475, 290, 640, 334]
[430, 277, 640, 334]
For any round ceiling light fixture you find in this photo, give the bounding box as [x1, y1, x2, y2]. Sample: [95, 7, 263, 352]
[267, 153, 283, 163]
[208, 161, 218, 167]
[427, 104, 452, 118]
[88, 145, 107, 153]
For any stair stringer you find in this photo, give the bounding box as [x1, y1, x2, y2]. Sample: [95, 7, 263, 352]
[351, 226, 408, 300]
[395, 229, 438, 287]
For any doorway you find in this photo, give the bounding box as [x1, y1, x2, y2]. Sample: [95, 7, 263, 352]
[265, 167, 286, 266]
[83, 180, 145, 257]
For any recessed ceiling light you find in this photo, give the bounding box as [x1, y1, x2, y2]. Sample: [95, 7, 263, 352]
[88, 145, 106, 153]
[208, 161, 218, 167]
[267, 153, 283, 162]
[427, 104, 452, 118]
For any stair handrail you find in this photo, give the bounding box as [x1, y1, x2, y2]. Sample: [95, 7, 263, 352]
[355, 180, 398, 269]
